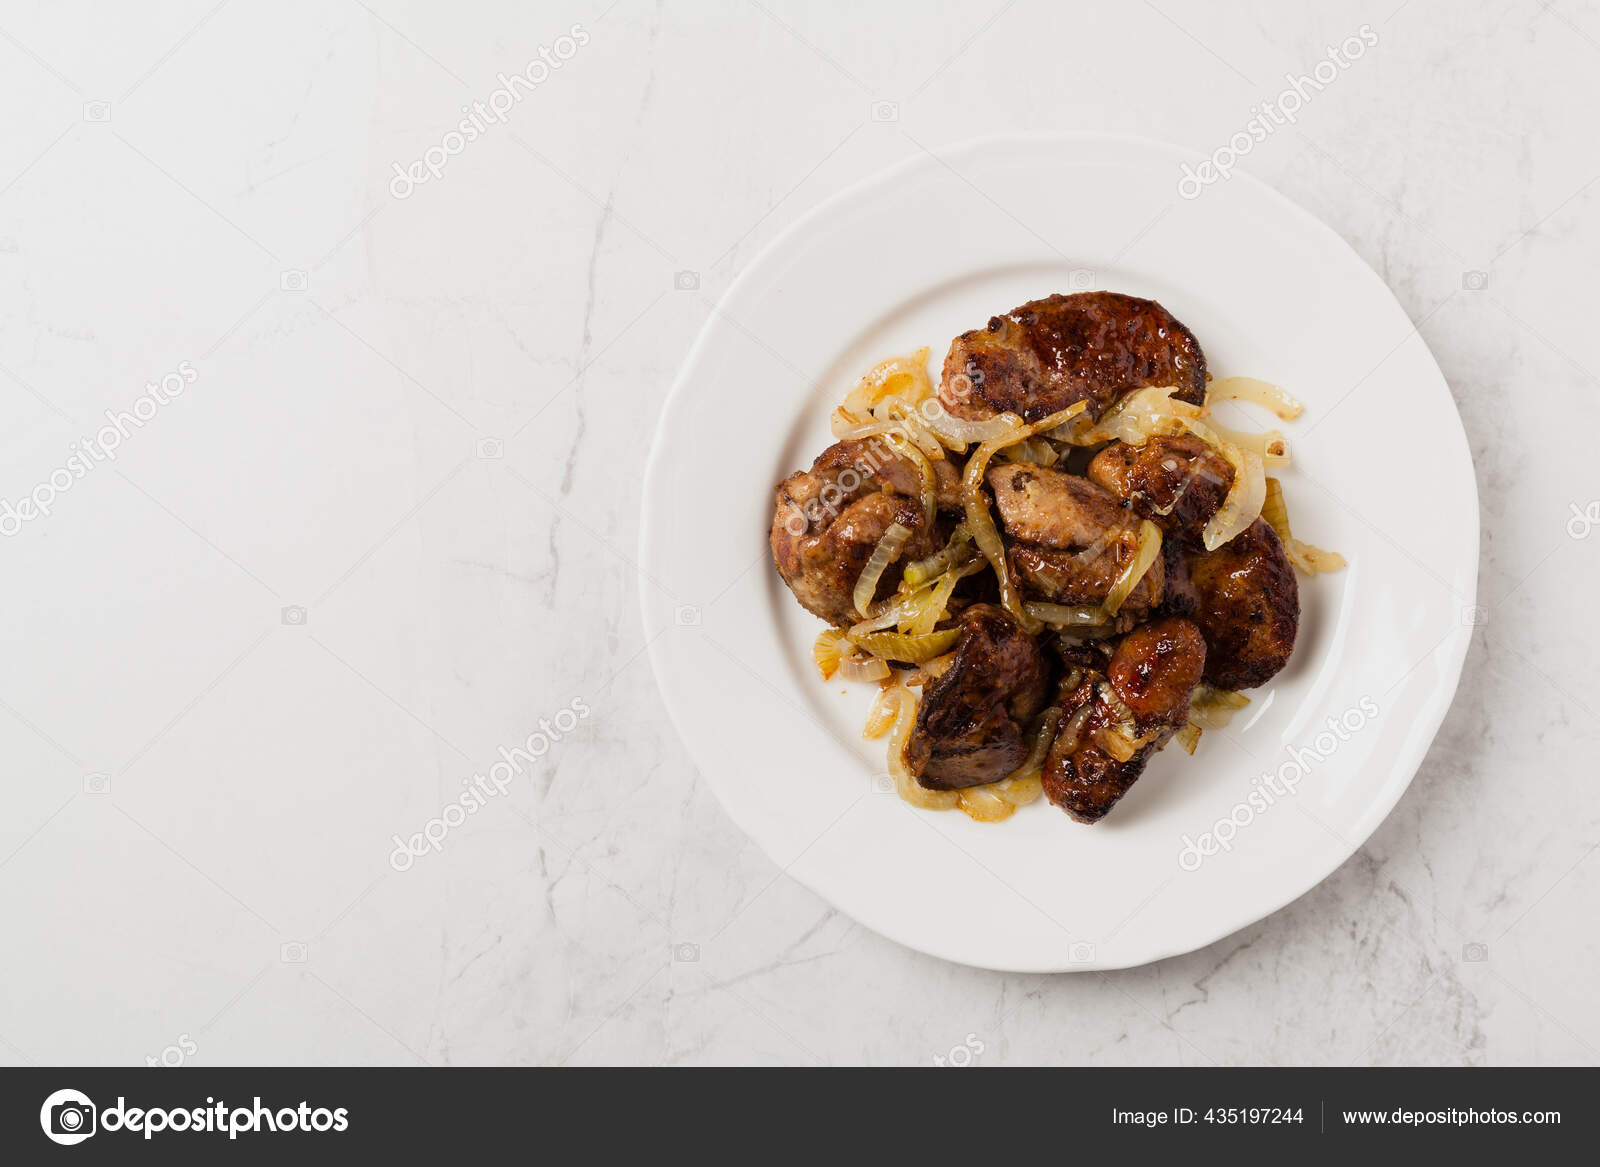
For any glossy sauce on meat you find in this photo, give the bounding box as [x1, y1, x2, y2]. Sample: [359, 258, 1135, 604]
[1088, 436, 1234, 547]
[987, 462, 1165, 615]
[905, 604, 1050, 790]
[1184, 517, 1299, 690]
[770, 440, 953, 625]
[1007, 539, 1164, 615]
[940, 292, 1208, 422]
[987, 463, 1130, 548]
[1043, 617, 1207, 822]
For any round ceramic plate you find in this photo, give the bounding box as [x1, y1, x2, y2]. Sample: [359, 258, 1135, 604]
[639, 133, 1477, 973]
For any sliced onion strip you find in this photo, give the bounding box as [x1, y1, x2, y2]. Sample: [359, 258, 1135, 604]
[957, 785, 1016, 821]
[884, 686, 960, 810]
[908, 561, 971, 637]
[1211, 422, 1290, 466]
[853, 521, 912, 618]
[1187, 417, 1265, 551]
[1188, 685, 1250, 730]
[981, 705, 1064, 810]
[836, 655, 891, 683]
[852, 627, 961, 664]
[883, 433, 937, 530]
[812, 628, 848, 680]
[1102, 520, 1163, 617]
[873, 398, 945, 459]
[841, 347, 933, 414]
[1024, 602, 1107, 627]
[902, 523, 972, 587]
[1053, 386, 1201, 447]
[849, 584, 936, 637]
[861, 686, 900, 739]
[962, 403, 1087, 633]
[1262, 477, 1347, 575]
[1055, 702, 1094, 755]
[920, 407, 1022, 451]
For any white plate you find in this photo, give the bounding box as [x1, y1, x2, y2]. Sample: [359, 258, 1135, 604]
[639, 133, 1477, 973]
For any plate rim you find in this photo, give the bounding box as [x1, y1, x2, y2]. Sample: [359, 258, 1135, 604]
[639, 130, 1479, 972]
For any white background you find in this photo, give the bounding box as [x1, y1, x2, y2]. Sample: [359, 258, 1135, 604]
[1, 0, 1596, 1065]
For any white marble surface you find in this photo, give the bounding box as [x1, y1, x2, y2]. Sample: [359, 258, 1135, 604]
[0, 0, 1596, 1066]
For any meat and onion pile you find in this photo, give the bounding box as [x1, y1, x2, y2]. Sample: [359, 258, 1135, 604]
[770, 292, 1344, 824]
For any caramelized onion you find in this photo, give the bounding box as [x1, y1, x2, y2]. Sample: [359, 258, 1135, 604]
[874, 398, 945, 459]
[1054, 386, 1201, 447]
[921, 407, 1022, 450]
[883, 432, 938, 529]
[908, 560, 982, 637]
[861, 686, 900, 739]
[1024, 602, 1107, 627]
[852, 627, 961, 664]
[884, 686, 960, 810]
[957, 785, 1016, 821]
[841, 347, 933, 415]
[1212, 422, 1290, 466]
[1262, 477, 1347, 575]
[1095, 723, 1158, 763]
[853, 521, 912, 618]
[1055, 703, 1094, 755]
[1188, 684, 1250, 730]
[837, 655, 891, 683]
[849, 585, 936, 637]
[1102, 520, 1163, 617]
[902, 523, 972, 587]
[1187, 417, 1265, 551]
[812, 629, 848, 680]
[992, 773, 1044, 808]
[962, 403, 1087, 633]
[1003, 706, 1063, 784]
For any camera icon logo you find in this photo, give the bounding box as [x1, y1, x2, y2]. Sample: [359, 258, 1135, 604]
[869, 772, 895, 795]
[1460, 605, 1488, 626]
[83, 773, 111, 795]
[674, 270, 700, 291]
[1066, 940, 1096, 964]
[82, 101, 111, 123]
[280, 941, 308, 963]
[40, 1089, 97, 1145]
[476, 437, 504, 460]
[1068, 268, 1096, 291]
[1462, 942, 1488, 962]
[672, 942, 700, 963]
[281, 605, 308, 626]
[280, 269, 308, 293]
[1461, 270, 1489, 292]
[674, 605, 701, 627]
[871, 100, 899, 122]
